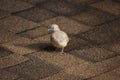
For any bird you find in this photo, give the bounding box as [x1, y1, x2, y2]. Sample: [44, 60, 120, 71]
[48, 24, 69, 54]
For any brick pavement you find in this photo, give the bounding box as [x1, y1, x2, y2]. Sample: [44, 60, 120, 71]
[0, 0, 120, 80]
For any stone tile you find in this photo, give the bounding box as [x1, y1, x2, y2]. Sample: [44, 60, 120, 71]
[0, 16, 39, 33]
[5, 54, 62, 80]
[18, 25, 48, 39]
[71, 7, 116, 26]
[0, 70, 19, 80]
[41, 71, 81, 80]
[0, 30, 19, 44]
[0, 54, 28, 69]
[40, 0, 79, 16]
[91, 0, 120, 15]
[66, 37, 91, 52]
[81, 19, 120, 43]
[0, 9, 10, 19]
[32, 51, 85, 69]
[40, 16, 92, 34]
[2, 28, 52, 56]
[1, 37, 39, 56]
[0, 46, 13, 58]
[90, 67, 120, 80]
[70, 46, 118, 62]
[16, 7, 57, 22]
[0, 0, 33, 13]
[66, 0, 101, 5]
[81, 19, 120, 53]
[22, 0, 48, 4]
[65, 56, 120, 79]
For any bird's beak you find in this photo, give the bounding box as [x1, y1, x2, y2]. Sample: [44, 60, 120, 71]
[48, 27, 52, 31]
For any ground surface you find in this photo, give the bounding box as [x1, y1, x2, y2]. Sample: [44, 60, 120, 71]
[0, 0, 120, 80]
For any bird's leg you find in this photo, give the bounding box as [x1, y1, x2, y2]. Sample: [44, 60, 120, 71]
[61, 47, 64, 54]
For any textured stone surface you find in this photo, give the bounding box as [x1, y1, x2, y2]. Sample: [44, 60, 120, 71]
[0, 46, 13, 58]
[40, 0, 79, 16]
[71, 7, 116, 26]
[31, 51, 85, 68]
[41, 71, 81, 80]
[70, 46, 118, 62]
[0, 9, 10, 19]
[0, 0, 33, 13]
[90, 67, 120, 80]
[0, 54, 28, 69]
[0, 16, 38, 33]
[16, 8, 57, 22]
[0, 70, 19, 80]
[40, 16, 92, 34]
[65, 56, 120, 79]
[0, 0, 119, 80]
[66, 0, 101, 5]
[5, 54, 61, 80]
[22, 0, 47, 4]
[81, 19, 120, 53]
[19, 25, 48, 39]
[91, 0, 120, 15]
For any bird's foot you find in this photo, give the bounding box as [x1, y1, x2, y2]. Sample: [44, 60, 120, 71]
[58, 52, 65, 55]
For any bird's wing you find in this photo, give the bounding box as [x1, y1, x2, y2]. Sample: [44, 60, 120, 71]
[53, 31, 69, 43]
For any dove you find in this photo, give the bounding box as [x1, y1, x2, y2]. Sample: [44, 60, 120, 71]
[48, 24, 69, 54]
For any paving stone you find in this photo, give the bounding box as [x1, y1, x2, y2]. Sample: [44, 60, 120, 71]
[0, 70, 19, 80]
[1, 37, 39, 56]
[65, 0, 101, 5]
[18, 25, 48, 39]
[41, 71, 82, 80]
[0, 46, 13, 58]
[31, 51, 85, 69]
[22, 0, 48, 4]
[40, 0, 79, 16]
[0, 30, 19, 44]
[71, 7, 116, 26]
[0, 54, 28, 69]
[66, 37, 91, 52]
[90, 67, 120, 80]
[40, 16, 92, 34]
[0, 9, 10, 19]
[70, 46, 118, 62]
[5, 54, 62, 80]
[16, 7, 57, 22]
[81, 19, 120, 53]
[91, 0, 120, 15]
[65, 56, 120, 79]
[0, 0, 33, 13]
[0, 16, 39, 33]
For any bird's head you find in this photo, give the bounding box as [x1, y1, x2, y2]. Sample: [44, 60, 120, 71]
[48, 24, 60, 32]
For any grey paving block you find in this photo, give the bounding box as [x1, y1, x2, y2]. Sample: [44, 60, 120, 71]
[0, 16, 39, 33]
[0, 70, 19, 80]
[22, 0, 48, 4]
[0, 0, 33, 13]
[0, 54, 28, 69]
[16, 7, 57, 22]
[90, 67, 120, 80]
[65, 0, 101, 5]
[39, 16, 92, 34]
[18, 26, 48, 39]
[5, 54, 62, 80]
[40, 0, 79, 16]
[91, 0, 120, 15]
[70, 46, 118, 62]
[65, 56, 120, 79]
[0, 9, 10, 19]
[71, 7, 116, 26]
[0, 46, 13, 58]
